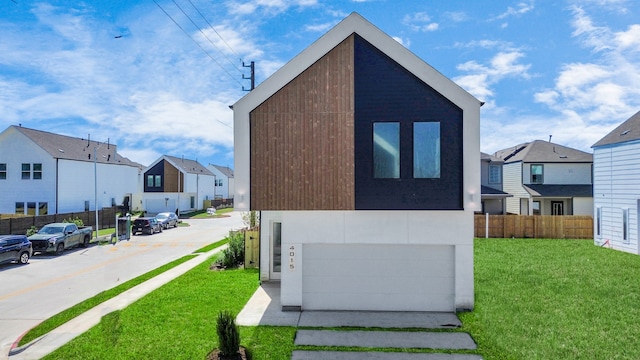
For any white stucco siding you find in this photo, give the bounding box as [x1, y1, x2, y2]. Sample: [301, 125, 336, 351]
[57, 159, 139, 213]
[502, 162, 527, 214]
[593, 142, 640, 254]
[0, 132, 56, 214]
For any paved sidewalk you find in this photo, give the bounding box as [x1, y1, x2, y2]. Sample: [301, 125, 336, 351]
[8, 245, 227, 360]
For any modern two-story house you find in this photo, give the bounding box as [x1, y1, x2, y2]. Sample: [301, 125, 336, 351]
[592, 110, 640, 254]
[0, 125, 141, 215]
[495, 140, 593, 215]
[480, 152, 511, 214]
[233, 13, 480, 312]
[207, 164, 234, 200]
[137, 155, 215, 214]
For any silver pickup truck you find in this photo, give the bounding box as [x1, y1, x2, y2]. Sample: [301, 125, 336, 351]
[28, 223, 93, 255]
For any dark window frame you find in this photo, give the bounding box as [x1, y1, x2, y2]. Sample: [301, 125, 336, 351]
[531, 164, 544, 184]
[0, 163, 6, 180]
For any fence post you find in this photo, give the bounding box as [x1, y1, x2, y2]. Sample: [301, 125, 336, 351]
[485, 213, 489, 239]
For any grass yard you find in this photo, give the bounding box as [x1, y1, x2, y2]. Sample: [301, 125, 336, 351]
[41, 238, 640, 359]
[460, 238, 640, 359]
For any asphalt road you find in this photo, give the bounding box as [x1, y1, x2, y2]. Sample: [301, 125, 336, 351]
[0, 212, 245, 360]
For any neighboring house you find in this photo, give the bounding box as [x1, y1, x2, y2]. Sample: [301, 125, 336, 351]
[137, 155, 215, 214]
[480, 152, 511, 214]
[592, 110, 640, 254]
[0, 125, 141, 215]
[207, 164, 234, 199]
[494, 140, 593, 215]
[233, 13, 480, 312]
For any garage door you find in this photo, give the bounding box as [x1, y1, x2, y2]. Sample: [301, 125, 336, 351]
[302, 244, 454, 311]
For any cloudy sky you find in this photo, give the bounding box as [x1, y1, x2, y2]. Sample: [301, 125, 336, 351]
[1, 0, 639, 167]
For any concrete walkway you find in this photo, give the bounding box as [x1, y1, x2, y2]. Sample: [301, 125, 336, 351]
[8, 245, 227, 360]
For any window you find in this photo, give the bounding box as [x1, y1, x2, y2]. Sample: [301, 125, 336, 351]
[15, 202, 24, 215]
[147, 175, 154, 187]
[373, 122, 400, 178]
[272, 222, 282, 273]
[596, 207, 602, 237]
[27, 202, 36, 215]
[190, 196, 195, 208]
[489, 165, 501, 184]
[21, 163, 30, 179]
[623, 209, 629, 242]
[85, 200, 90, 212]
[413, 122, 440, 178]
[531, 164, 544, 184]
[0, 163, 6, 179]
[533, 201, 541, 215]
[155, 175, 162, 187]
[33, 163, 42, 179]
[111, 198, 116, 207]
[39, 202, 48, 215]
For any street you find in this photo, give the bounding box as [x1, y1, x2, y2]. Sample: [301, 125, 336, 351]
[0, 212, 245, 359]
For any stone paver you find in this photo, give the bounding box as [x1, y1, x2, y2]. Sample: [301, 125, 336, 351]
[294, 330, 477, 350]
[298, 311, 461, 329]
[292, 351, 483, 360]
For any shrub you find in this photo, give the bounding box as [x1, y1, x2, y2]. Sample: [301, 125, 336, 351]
[216, 311, 240, 357]
[63, 217, 84, 227]
[26, 226, 38, 237]
[218, 231, 244, 268]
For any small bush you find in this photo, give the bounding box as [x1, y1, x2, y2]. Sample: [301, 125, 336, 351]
[216, 311, 240, 357]
[26, 226, 38, 237]
[217, 232, 244, 268]
[63, 217, 84, 227]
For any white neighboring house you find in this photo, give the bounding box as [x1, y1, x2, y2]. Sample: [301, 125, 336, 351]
[0, 125, 141, 215]
[480, 152, 511, 214]
[137, 155, 215, 215]
[207, 164, 234, 199]
[592, 110, 640, 254]
[234, 13, 480, 312]
[494, 140, 593, 216]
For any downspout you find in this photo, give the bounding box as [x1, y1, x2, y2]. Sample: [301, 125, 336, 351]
[55, 158, 59, 213]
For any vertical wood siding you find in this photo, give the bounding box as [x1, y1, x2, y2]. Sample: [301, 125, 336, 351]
[250, 36, 355, 210]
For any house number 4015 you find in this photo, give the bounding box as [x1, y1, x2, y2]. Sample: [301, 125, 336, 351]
[289, 245, 295, 271]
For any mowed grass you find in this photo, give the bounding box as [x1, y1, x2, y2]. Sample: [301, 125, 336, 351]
[43, 266, 296, 360]
[460, 238, 640, 359]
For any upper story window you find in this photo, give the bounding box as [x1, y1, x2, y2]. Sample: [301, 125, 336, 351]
[413, 122, 440, 178]
[373, 122, 400, 179]
[531, 164, 544, 184]
[155, 175, 161, 187]
[33, 163, 42, 179]
[22, 163, 30, 179]
[489, 165, 501, 184]
[0, 163, 6, 179]
[147, 175, 154, 187]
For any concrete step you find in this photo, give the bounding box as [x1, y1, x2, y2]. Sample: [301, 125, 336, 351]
[298, 311, 462, 329]
[294, 330, 477, 350]
[292, 350, 483, 360]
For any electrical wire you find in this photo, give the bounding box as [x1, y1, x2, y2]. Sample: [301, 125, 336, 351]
[151, 0, 244, 88]
[186, 0, 241, 60]
[169, 0, 243, 74]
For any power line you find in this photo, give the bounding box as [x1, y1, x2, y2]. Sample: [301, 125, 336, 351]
[186, 0, 241, 60]
[169, 0, 243, 74]
[151, 0, 244, 88]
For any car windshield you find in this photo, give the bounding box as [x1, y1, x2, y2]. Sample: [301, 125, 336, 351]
[156, 214, 167, 219]
[39, 226, 64, 234]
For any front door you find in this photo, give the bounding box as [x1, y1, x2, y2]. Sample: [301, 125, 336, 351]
[552, 201, 564, 215]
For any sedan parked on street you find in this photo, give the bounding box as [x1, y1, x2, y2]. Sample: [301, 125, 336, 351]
[155, 212, 179, 229]
[131, 217, 163, 235]
[0, 235, 32, 265]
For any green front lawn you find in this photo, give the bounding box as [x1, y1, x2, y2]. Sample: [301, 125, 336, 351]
[43, 238, 640, 359]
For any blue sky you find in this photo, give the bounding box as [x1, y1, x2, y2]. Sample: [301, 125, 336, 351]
[1, 0, 639, 167]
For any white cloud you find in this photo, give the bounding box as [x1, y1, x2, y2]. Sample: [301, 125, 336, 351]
[305, 22, 335, 32]
[226, 0, 318, 15]
[494, 1, 535, 20]
[402, 12, 439, 32]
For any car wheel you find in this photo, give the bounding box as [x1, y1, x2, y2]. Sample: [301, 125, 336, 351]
[18, 251, 30, 264]
[148, 228, 153, 235]
[55, 243, 64, 256]
[159, 227, 163, 233]
[81, 235, 90, 248]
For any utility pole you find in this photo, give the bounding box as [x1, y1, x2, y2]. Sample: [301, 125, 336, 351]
[242, 61, 255, 91]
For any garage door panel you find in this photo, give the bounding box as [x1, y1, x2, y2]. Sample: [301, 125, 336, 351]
[302, 244, 455, 311]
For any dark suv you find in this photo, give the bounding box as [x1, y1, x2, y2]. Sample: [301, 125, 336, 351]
[0, 235, 33, 265]
[132, 217, 163, 235]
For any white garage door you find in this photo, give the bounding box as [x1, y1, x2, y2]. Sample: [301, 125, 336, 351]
[302, 244, 454, 311]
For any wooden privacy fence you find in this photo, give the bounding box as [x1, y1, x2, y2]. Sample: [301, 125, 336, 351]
[0, 207, 118, 235]
[474, 215, 593, 239]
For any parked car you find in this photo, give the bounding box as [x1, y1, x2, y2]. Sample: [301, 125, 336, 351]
[155, 212, 179, 229]
[28, 223, 93, 255]
[132, 217, 162, 235]
[0, 235, 32, 265]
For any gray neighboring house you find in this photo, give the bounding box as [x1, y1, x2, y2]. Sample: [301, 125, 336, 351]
[480, 152, 511, 214]
[592, 110, 640, 254]
[207, 164, 234, 200]
[494, 140, 593, 215]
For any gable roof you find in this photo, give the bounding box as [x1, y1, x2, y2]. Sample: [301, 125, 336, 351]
[8, 125, 142, 168]
[154, 155, 214, 176]
[592, 110, 640, 148]
[210, 164, 234, 178]
[481, 152, 503, 163]
[494, 140, 592, 163]
[232, 12, 480, 112]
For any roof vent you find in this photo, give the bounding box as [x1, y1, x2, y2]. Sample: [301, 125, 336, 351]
[58, 149, 64, 153]
[621, 130, 630, 136]
[559, 155, 568, 159]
